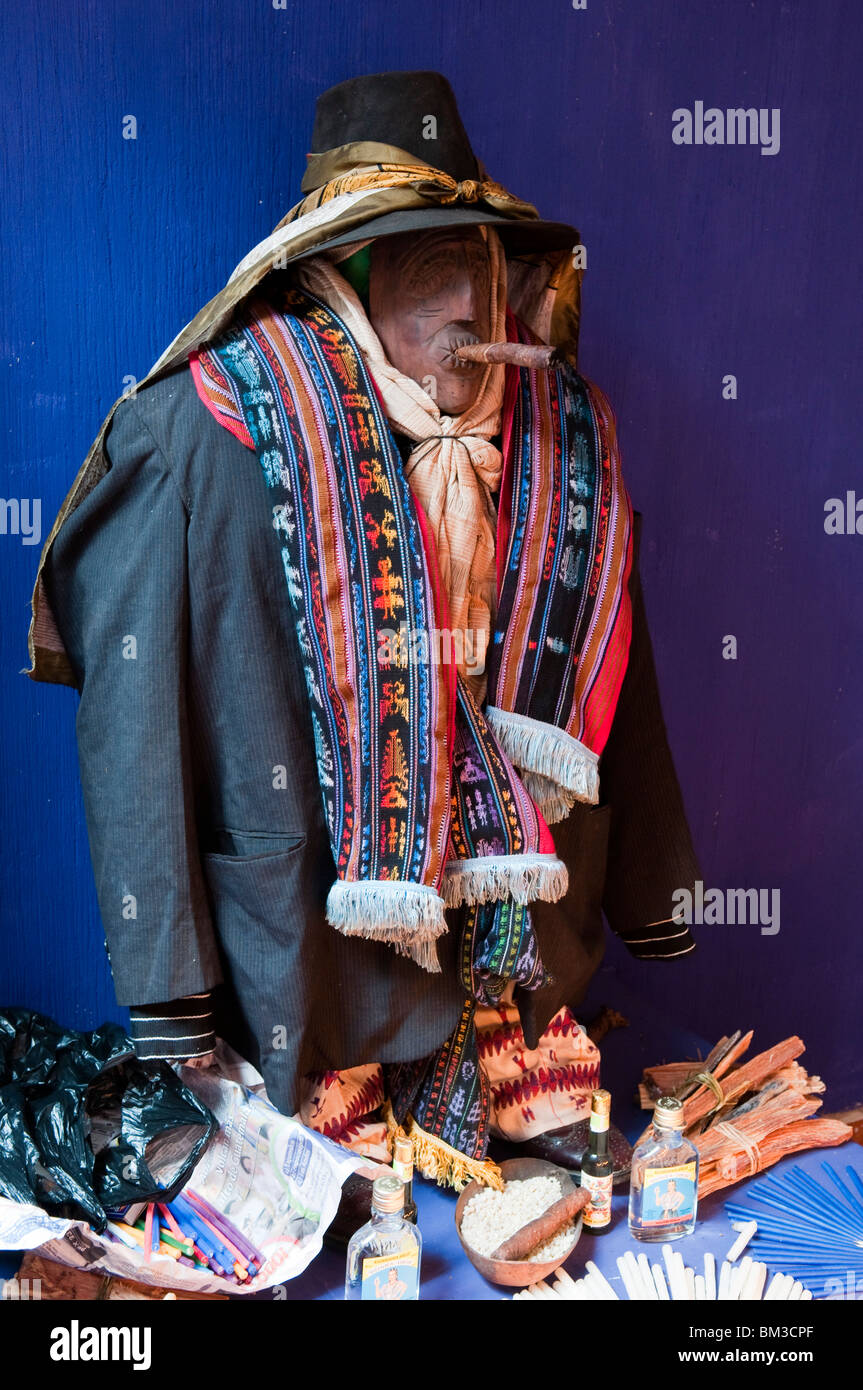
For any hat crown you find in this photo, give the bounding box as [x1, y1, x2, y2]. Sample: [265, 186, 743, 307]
[310, 70, 479, 182]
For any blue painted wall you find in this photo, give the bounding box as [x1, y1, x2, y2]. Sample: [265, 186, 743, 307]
[2, 0, 861, 1105]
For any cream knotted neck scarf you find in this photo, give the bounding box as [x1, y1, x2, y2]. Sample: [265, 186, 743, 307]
[296, 226, 508, 702]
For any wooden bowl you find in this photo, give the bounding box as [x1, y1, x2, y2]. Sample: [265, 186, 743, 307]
[455, 1157, 582, 1288]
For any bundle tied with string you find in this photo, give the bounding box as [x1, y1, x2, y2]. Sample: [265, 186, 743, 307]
[637, 1030, 852, 1198]
[714, 1123, 765, 1181]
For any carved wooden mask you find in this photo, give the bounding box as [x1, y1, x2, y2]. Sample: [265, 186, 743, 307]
[368, 227, 491, 414]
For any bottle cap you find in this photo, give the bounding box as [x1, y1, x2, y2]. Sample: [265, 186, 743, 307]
[590, 1089, 611, 1116]
[394, 1136, 413, 1169]
[372, 1174, 405, 1214]
[654, 1096, 685, 1130]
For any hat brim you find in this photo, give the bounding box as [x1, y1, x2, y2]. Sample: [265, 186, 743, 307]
[282, 205, 579, 261]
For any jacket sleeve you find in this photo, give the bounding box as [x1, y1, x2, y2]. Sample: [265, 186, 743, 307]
[599, 512, 700, 960]
[41, 394, 223, 1010]
[128, 994, 216, 1060]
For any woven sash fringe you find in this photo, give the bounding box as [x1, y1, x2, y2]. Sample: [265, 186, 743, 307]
[485, 706, 600, 812]
[442, 852, 568, 908]
[518, 771, 578, 825]
[326, 880, 447, 973]
[383, 1102, 504, 1194]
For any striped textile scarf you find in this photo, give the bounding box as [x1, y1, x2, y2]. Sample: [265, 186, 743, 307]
[296, 235, 507, 709]
[190, 278, 633, 977]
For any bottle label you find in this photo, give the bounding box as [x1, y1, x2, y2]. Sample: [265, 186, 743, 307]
[589, 1112, 610, 1134]
[638, 1162, 697, 1226]
[361, 1248, 419, 1301]
[581, 1171, 613, 1228]
[392, 1158, 413, 1185]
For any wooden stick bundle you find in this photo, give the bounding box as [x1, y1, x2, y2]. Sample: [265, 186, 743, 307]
[638, 1031, 852, 1197]
[639, 1030, 752, 1108]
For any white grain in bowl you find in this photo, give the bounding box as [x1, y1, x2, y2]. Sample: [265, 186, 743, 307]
[460, 1174, 576, 1262]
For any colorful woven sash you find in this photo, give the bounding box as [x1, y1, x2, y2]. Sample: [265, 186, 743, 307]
[487, 317, 634, 819]
[190, 281, 633, 974]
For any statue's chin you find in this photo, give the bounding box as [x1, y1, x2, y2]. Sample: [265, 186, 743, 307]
[385, 348, 483, 414]
[430, 367, 482, 416]
[437, 393, 479, 415]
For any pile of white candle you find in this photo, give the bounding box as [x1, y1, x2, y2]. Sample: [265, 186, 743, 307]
[511, 1222, 814, 1301]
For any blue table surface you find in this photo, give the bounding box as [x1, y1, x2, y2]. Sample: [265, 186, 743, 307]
[262, 1142, 863, 1301]
[3, 1143, 860, 1299]
[3, 994, 859, 1300]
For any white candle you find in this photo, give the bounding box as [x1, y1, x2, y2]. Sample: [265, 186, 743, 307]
[617, 1255, 641, 1301]
[669, 1252, 690, 1301]
[729, 1255, 752, 1299]
[624, 1250, 649, 1300]
[763, 1272, 783, 1301]
[637, 1252, 659, 1300]
[584, 1260, 619, 1300]
[652, 1264, 671, 1301]
[742, 1261, 767, 1302]
[725, 1220, 757, 1264]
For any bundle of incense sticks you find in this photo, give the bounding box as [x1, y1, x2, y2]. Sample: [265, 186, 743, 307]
[637, 1032, 851, 1196]
[103, 1190, 265, 1286]
[725, 1160, 863, 1295]
[511, 1244, 813, 1302]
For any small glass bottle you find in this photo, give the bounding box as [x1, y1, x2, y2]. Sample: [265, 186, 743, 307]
[344, 1174, 422, 1301]
[628, 1095, 699, 1241]
[392, 1135, 418, 1224]
[581, 1089, 614, 1233]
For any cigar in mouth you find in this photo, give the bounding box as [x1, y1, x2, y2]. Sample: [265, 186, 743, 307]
[454, 341, 564, 370]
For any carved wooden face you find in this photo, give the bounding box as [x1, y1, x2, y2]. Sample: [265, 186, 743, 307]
[368, 227, 491, 414]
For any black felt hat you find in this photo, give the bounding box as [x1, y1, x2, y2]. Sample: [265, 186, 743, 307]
[298, 70, 578, 257]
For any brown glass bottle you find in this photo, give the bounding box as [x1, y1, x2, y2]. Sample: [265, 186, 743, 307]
[581, 1090, 614, 1233]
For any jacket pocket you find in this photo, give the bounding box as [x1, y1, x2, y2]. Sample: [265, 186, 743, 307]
[202, 840, 309, 932]
[203, 842, 312, 1031]
[205, 827, 307, 859]
[201, 835, 327, 1087]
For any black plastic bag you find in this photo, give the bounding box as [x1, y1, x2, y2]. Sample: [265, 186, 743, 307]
[0, 1009, 217, 1230]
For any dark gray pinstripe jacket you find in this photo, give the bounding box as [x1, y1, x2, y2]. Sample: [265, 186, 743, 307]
[41, 365, 699, 1114]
